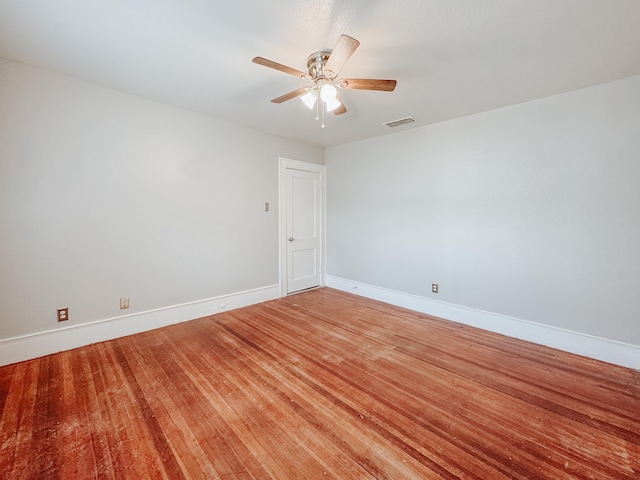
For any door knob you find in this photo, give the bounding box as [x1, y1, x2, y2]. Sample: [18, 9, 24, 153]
[288, 237, 294, 242]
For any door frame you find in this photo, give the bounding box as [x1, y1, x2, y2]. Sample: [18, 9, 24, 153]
[278, 157, 326, 297]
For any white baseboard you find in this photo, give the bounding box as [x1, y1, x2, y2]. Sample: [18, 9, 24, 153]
[326, 276, 640, 371]
[0, 285, 280, 366]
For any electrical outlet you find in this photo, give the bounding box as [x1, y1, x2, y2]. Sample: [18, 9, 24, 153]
[432, 283, 439, 294]
[264, 202, 270, 212]
[57, 307, 69, 322]
[120, 297, 129, 310]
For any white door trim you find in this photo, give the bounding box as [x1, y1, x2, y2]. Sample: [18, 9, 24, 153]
[278, 158, 326, 297]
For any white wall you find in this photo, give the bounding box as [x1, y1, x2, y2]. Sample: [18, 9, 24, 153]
[3, 55, 639, 368]
[326, 75, 640, 350]
[0, 57, 323, 342]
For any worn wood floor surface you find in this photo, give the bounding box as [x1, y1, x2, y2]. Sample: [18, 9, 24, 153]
[1, 288, 639, 479]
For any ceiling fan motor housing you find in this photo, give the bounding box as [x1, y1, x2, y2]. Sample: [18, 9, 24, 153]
[307, 51, 333, 80]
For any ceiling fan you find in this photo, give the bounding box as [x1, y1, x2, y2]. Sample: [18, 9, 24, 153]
[252, 34, 397, 127]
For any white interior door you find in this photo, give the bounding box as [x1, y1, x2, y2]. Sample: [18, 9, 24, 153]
[282, 163, 323, 294]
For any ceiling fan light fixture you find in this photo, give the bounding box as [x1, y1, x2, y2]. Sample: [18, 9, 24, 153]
[323, 95, 341, 112]
[301, 88, 318, 109]
[320, 83, 341, 111]
[320, 83, 337, 101]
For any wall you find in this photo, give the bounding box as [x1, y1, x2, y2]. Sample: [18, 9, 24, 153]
[0, 58, 323, 357]
[326, 75, 640, 367]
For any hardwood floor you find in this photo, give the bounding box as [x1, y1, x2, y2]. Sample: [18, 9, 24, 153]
[1, 288, 639, 479]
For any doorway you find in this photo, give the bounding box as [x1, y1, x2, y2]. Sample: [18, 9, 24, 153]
[279, 158, 325, 296]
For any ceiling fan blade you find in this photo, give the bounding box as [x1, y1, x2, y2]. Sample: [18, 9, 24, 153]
[333, 102, 347, 115]
[332, 93, 347, 115]
[252, 57, 309, 79]
[271, 87, 310, 103]
[338, 78, 397, 91]
[324, 35, 360, 78]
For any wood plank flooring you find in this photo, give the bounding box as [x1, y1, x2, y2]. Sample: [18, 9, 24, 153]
[1, 287, 639, 479]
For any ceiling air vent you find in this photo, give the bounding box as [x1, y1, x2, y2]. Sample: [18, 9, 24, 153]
[383, 116, 415, 128]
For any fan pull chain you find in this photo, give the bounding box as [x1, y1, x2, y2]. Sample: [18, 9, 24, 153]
[321, 99, 326, 128]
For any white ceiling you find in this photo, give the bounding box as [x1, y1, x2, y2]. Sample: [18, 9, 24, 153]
[1, 0, 640, 148]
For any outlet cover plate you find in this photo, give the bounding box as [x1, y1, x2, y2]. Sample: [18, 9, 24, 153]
[57, 307, 69, 322]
